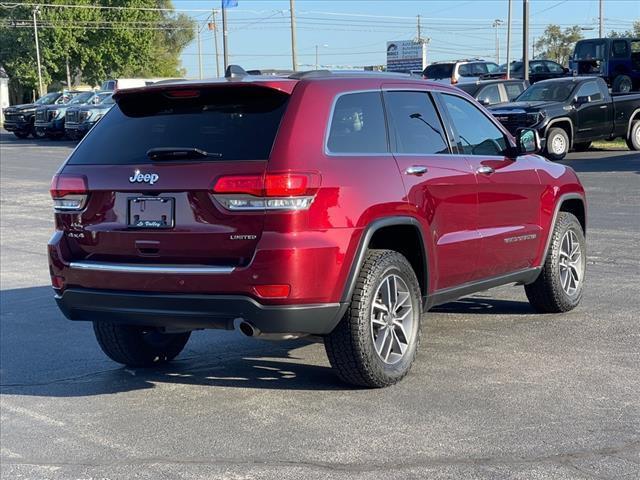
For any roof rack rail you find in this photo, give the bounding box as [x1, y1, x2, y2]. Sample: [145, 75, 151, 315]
[288, 70, 332, 80]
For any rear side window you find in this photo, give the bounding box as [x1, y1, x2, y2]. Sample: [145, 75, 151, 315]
[384, 91, 449, 155]
[441, 94, 507, 156]
[327, 92, 387, 154]
[576, 81, 603, 101]
[68, 87, 289, 165]
[424, 64, 453, 79]
[477, 85, 502, 105]
[504, 82, 525, 100]
[611, 40, 629, 59]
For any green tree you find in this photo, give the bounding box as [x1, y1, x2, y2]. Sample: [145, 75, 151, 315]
[0, 0, 194, 97]
[534, 25, 584, 65]
[608, 20, 640, 38]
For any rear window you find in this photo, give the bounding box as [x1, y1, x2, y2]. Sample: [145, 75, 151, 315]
[424, 64, 453, 79]
[574, 40, 607, 60]
[504, 82, 525, 100]
[68, 87, 289, 165]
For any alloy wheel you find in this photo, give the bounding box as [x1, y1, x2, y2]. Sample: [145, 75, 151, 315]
[551, 133, 567, 155]
[558, 229, 583, 296]
[370, 274, 415, 364]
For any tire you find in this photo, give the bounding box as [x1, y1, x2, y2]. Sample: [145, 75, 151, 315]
[626, 121, 640, 151]
[525, 212, 586, 313]
[545, 127, 570, 161]
[572, 141, 591, 152]
[33, 127, 46, 139]
[13, 131, 29, 139]
[93, 322, 191, 367]
[324, 249, 422, 388]
[612, 74, 632, 93]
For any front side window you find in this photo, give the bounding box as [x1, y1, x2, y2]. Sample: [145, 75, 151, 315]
[384, 91, 449, 155]
[531, 62, 548, 74]
[576, 81, 602, 101]
[477, 85, 502, 105]
[327, 92, 387, 154]
[545, 61, 564, 73]
[441, 94, 507, 156]
[504, 82, 525, 101]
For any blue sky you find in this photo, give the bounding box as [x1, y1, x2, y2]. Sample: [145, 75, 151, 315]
[175, 0, 640, 77]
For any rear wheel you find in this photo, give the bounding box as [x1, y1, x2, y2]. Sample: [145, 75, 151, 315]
[626, 121, 640, 151]
[33, 127, 46, 139]
[612, 74, 632, 93]
[525, 212, 586, 313]
[572, 141, 591, 152]
[93, 322, 191, 367]
[545, 127, 570, 161]
[324, 249, 422, 388]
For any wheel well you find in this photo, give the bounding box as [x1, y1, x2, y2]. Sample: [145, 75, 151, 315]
[368, 224, 427, 294]
[559, 199, 586, 233]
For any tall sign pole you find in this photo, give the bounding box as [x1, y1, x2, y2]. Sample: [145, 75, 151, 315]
[32, 6, 44, 97]
[289, 0, 298, 71]
[211, 10, 221, 77]
[222, 3, 229, 70]
[523, 0, 529, 82]
[506, 0, 512, 79]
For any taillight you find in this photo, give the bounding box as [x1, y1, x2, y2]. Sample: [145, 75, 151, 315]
[50, 174, 88, 211]
[252, 284, 290, 298]
[212, 172, 320, 211]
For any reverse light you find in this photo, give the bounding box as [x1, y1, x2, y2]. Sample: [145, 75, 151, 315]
[252, 284, 290, 298]
[212, 172, 320, 211]
[50, 174, 88, 211]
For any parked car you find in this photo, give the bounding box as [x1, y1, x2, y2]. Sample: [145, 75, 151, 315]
[49, 69, 587, 388]
[2, 92, 63, 138]
[489, 76, 640, 160]
[423, 59, 500, 85]
[570, 37, 640, 92]
[34, 91, 101, 139]
[65, 92, 114, 140]
[497, 60, 569, 84]
[456, 78, 529, 106]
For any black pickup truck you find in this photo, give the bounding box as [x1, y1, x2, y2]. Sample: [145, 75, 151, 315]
[489, 76, 640, 160]
[2, 92, 63, 138]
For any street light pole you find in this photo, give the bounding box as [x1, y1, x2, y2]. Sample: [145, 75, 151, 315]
[197, 24, 203, 79]
[599, 0, 604, 38]
[493, 19, 504, 64]
[222, 4, 229, 70]
[523, 0, 529, 82]
[212, 10, 220, 77]
[32, 6, 44, 97]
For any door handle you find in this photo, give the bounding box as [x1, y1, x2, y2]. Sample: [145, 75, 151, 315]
[599, 105, 608, 109]
[476, 165, 495, 175]
[405, 165, 428, 176]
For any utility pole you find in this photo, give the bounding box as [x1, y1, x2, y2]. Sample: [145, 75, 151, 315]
[65, 58, 71, 89]
[532, 36, 536, 59]
[599, 0, 604, 38]
[417, 14, 422, 41]
[289, 0, 298, 71]
[506, 0, 513, 78]
[197, 24, 203, 79]
[222, 4, 229, 70]
[211, 10, 221, 77]
[493, 19, 504, 64]
[523, 0, 529, 82]
[32, 6, 44, 97]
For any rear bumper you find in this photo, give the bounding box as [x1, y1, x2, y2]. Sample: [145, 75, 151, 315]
[55, 288, 345, 335]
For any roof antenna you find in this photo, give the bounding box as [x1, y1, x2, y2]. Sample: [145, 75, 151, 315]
[225, 65, 248, 78]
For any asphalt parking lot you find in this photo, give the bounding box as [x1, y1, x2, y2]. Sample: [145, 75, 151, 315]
[1, 131, 639, 479]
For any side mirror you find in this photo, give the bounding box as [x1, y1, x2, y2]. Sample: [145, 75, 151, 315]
[563, 67, 570, 74]
[575, 95, 591, 105]
[515, 128, 541, 155]
[479, 98, 491, 106]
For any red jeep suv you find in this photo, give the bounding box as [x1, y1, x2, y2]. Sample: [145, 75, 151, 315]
[48, 70, 587, 387]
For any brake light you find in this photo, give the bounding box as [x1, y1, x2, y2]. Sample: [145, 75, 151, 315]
[50, 174, 88, 211]
[212, 172, 320, 211]
[164, 89, 201, 99]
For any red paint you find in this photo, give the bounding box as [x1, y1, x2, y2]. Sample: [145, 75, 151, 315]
[48, 75, 586, 308]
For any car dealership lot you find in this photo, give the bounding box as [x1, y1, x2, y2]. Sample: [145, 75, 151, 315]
[1, 132, 639, 479]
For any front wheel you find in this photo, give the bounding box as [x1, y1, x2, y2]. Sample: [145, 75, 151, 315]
[33, 127, 46, 139]
[525, 212, 586, 313]
[324, 249, 422, 388]
[545, 127, 570, 161]
[93, 322, 191, 367]
[626, 121, 640, 151]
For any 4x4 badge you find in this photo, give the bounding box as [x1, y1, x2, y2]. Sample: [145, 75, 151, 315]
[129, 170, 159, 185]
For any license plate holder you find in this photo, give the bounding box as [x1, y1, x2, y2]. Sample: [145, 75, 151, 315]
[128, 197, 174, 229]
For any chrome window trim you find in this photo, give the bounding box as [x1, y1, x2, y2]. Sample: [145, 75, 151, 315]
[69, 261, 235, 274]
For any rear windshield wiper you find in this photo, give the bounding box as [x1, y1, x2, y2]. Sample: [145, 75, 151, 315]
[146, 147, 223, 160]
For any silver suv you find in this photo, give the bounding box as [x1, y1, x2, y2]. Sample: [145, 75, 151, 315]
[423, 59, 500, 85]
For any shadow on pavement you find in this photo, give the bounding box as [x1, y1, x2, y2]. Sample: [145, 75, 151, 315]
[562, 151, 640, 173]
[430, 297, 536, 315]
